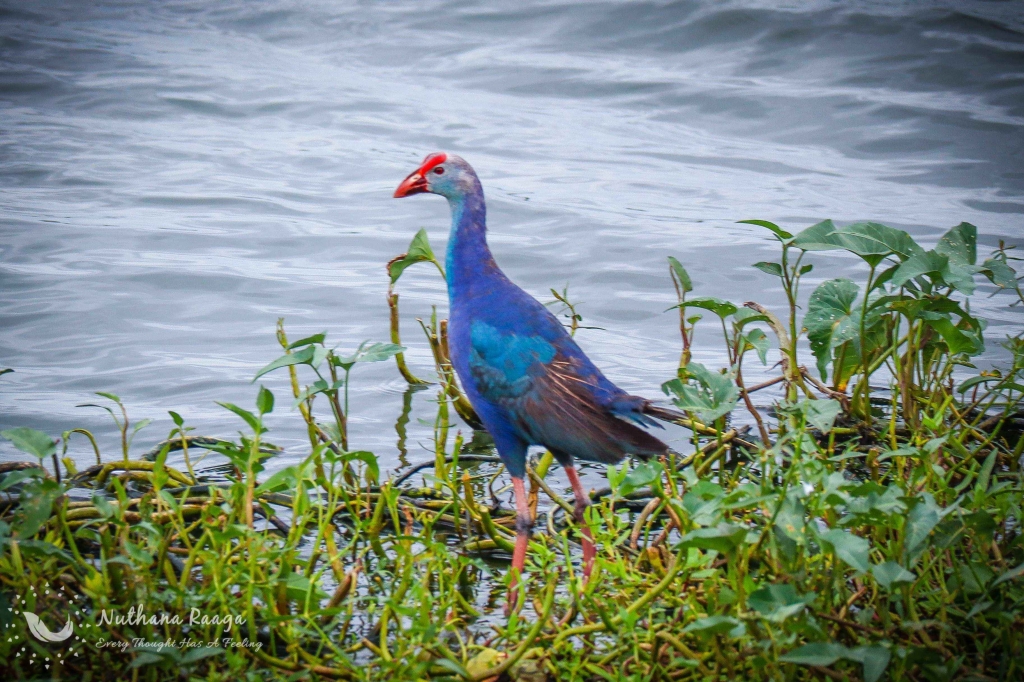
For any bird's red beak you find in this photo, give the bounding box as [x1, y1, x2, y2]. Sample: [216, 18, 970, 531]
[393, 170, 427, 198]
[393, 152, 448, 198]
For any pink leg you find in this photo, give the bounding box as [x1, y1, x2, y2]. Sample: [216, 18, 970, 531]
[565, 466, 596, 580]
[506, 476, 532, 615]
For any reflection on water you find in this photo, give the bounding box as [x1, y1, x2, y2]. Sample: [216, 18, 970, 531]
[0, 1, 1022, 484]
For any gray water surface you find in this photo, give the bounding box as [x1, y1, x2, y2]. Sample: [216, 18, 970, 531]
[1, 1, 1022, 481]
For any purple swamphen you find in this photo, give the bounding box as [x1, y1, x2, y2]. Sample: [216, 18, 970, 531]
[394, 153, 684, 607]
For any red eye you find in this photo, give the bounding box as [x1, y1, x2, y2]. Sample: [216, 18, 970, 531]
[433, 167, 445, 175]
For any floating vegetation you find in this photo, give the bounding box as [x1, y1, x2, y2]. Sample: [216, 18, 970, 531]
[1, 220, 1022, 680]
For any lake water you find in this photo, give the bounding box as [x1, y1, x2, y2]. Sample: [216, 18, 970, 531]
[1, 0, 1022, 484]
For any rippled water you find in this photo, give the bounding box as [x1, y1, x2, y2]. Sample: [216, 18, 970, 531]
[1, 1, 1022, 478]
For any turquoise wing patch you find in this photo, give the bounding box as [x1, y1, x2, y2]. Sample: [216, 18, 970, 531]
[468, 321, 556, 400]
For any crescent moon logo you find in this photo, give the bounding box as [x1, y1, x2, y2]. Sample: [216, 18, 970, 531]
[24, 611, 74, 643]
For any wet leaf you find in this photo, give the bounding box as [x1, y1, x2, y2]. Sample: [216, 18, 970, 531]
[804, 278, 882, 381]
[935, 222, 977, 265]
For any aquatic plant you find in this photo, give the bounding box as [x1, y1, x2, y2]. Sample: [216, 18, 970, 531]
[1, 219, 1022, 681]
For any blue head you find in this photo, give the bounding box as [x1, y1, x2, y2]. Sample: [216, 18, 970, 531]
[393, 152, 482, 204]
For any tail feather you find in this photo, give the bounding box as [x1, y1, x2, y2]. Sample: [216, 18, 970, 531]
[641, 403, 691, 426]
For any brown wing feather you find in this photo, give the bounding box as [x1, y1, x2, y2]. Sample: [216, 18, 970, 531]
[515, 357, 669, 465]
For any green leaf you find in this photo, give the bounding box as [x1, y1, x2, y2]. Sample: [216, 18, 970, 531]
[891, 249, 980, 294]
[662, 362, 739, 424]
[256, 386, 275, 415]
[819, 528, 870, 572]
[748, 583, 814, 622]
[935, 222, 977, 265]
[682, 296, 738, 319]
[124, 540, 154, 566]
[335, 342, 406, 370]
[791, 219, 844, 252]
[287, 332, 327, 349]
[741, 328, 770, 365]
[618, 460, 662, 497]
[168, 410, 184, 427]
[683, 614, 745, 637]
[129, 651, 169, 668]
[992, 562, 1024, 587]
[800, 398, 842, 434]
[832, 221, 923, 267]
[780, 642, 848, 666]
[180, 647, 224, 665]
[284, 571, 328, 601]
[752, 261, 784, 278]
[255, 465, 299, 495]
[677, 523, 748, 554]
[739, 219, 793, 241]
[668, 256, 693, 293]
[904, 493, 943, 556]
[872, 561, 916, 589]
[353, 342, 406, 364]
[0, 467, 43, 491]
[344, 450, 380, 485]
[803, 279, 867, 381]
[920, 311, 983, 356]
[95, 391, 122, 403]
[980, 257, 1018, 288]
[1, 427, 57, 460]
[847, 646, 892, 682]
[14, 479, 60, 539]
[432, 658, 471, 678]
[17, 539, 73, 562]
[389, 228, 440, 283]
[216, 402, 261, 434]
[253, 346, 316, 380]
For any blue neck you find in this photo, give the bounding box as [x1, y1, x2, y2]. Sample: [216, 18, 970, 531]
[445, 191, 497, 301]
